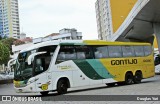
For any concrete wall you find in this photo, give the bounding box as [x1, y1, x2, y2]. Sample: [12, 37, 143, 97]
[110, 0, 137, 33]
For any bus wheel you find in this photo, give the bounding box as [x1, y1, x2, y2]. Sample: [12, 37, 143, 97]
[57, 80, 68, 95]
[125, 72, 133, 85]
[133, 71, 142, 84]
[40, 91, 49, 96]
[117, 82, 125, 86]
[106, 83, 115, 87]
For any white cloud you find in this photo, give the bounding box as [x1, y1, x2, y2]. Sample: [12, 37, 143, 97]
[19, 0, 98, 39]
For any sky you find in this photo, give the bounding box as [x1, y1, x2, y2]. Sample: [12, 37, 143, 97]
[19, 0, 98, 40]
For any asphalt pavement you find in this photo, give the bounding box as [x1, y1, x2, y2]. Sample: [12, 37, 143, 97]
[0, 75, 160, 103]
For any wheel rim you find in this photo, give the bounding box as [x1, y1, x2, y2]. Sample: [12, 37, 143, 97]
[57, 80, 68, 94]
[127, 77, 133, 84]
[61, 83, 67, 92]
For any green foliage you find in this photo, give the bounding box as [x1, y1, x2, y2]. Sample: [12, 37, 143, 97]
[0, 36, 2, 40]
[0, 38, 17, 62]
[3, 35, 7, 39]
[0, 42, 10, 64]
[0, 38, 17, 52]
[0, 37, 25, 64]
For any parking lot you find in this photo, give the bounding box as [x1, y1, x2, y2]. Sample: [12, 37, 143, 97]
[65, 75, 160, 96]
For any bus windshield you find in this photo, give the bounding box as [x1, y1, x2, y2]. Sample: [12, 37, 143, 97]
[14, 51, 34, 81]
[14, 45, 57, 81]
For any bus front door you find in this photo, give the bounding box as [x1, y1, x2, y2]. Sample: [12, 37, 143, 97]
[35, 58, 52, 92]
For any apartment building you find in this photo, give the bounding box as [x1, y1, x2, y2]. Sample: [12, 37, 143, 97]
[95, 0, 137, 40]
[0, 0, 20, 39]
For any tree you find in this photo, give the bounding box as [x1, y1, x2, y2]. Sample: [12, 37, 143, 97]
[0, 38, 17, 53]
[0, 42, 10, 65]
[0, 36, 2, 40]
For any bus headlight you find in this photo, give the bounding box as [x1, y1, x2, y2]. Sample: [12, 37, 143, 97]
[27, 78, 39, 85]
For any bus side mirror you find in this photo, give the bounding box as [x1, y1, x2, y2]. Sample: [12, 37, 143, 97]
[28, 51, 47, 65]
[28, 55, 34, 65]
[8, 59, 16, 69]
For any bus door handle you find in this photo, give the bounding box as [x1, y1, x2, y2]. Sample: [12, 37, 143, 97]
[37, 83, 41, 84]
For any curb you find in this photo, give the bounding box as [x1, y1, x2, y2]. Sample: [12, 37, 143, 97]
[0, 79, 13, 84]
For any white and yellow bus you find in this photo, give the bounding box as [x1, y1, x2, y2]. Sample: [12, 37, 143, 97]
[13, 40, 155, 95]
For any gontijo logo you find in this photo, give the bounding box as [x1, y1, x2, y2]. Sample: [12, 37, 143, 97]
[111, 59, 138, 65]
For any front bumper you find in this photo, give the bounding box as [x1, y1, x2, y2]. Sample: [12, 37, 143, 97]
[14, 83, 37, 93]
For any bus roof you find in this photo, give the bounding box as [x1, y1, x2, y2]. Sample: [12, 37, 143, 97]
[20, 40, 151, 53]
[83, 40, 151, 45]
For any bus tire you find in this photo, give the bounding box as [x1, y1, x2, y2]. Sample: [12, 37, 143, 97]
[106, 83, 115, 87]
[57, 80, 68, 95]
[40, 91, 49, 96]
[117, 82, 125, 86]
[125, 72, 133, 85]
[133, 71, 142, 84]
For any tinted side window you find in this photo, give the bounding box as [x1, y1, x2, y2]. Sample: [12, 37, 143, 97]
[57, 46, 76, 63]
[122, 46, 135, 57]
[108, 46, 122, 58]
[93, 46, 108, 59]
[75, 46, 93, 59]
[134, 46, 144, 57]
[144, 46, 152, 56]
